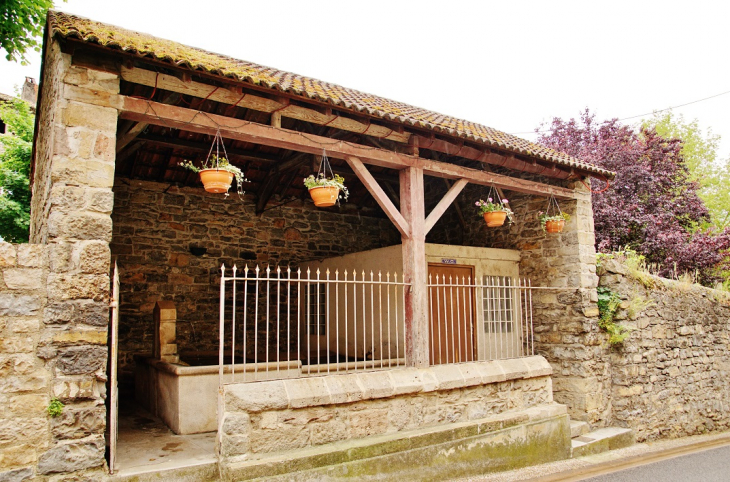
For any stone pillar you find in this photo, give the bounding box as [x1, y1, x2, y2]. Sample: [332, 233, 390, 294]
[154, 301, 179, 363]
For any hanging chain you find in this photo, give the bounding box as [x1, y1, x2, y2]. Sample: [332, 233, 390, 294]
[316, 149, 334, 179]
[206, 128, 230, 168]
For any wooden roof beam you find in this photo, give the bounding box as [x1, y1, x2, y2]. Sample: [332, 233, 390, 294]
[118, 96, 582, 200]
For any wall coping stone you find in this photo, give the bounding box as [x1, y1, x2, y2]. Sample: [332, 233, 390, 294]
[225, 355, 552, 413]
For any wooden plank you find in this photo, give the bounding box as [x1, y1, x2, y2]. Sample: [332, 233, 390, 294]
[119, 96, 582, 200]
[108, 263, 120, 474]
[443, 179, 467, 231]
[424, 178, 468, 235]
[121, 66, 410, 143]
[116, 122, 147, 152]
[400, 167, 429, 368]
[344, 156, 409, 237]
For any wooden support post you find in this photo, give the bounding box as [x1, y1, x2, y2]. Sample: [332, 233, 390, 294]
[400, 167, 428, 368]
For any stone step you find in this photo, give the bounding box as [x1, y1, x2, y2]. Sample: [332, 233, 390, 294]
[109, 461, 218, 482]
[570, 420, 590, 438]
[571, 427, 635, 458]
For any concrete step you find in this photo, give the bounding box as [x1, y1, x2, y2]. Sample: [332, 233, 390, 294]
[571, 427, 635, 458]
[570, 420, 590, 438]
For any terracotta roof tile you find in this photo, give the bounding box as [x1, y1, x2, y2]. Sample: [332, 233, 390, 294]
[47, 10, 614, 179]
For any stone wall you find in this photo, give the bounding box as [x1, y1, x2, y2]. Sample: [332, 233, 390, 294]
[599, 259, 730, 441]
[220, 356, 559, 460]
[111, 178, 400, 387]
[0, 241, 109, 480]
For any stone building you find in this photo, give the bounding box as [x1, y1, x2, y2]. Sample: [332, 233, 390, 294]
[0, 10, 634, 480]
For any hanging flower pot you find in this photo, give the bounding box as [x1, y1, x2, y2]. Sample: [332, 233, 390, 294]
[475, 191, 513, 228]
[178, 129, 247, 197]
[545, 218, 565, 233]
[199, 169, 234, 193]
[483, 211, 508, 227]
[538, 195, 570, 234]
[308, 185, 340, 207]
[304, 150, 349, 208]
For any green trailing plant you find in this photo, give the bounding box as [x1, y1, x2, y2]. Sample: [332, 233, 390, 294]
[596, 286, 632, 345]
[179, 155, 246, 198]
[47, 398, 64, 417]
[303, 173, 349, 201]
[537, 211, 570, 232]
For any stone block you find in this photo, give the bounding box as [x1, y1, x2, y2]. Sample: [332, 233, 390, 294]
[522, 356, 553, 377]
[248, 424, 309, 454]
[0, 444, 36, 470]
[324, 373, 363, 404]
[0, 393, 47, 417]
[456, 363, 483, 387]
[16, 244, 46, 268]
[50, 157, 115, 189]
[47, 211, 113, 242]
[8, 318, 40, 334]
[283, 377, 331, 408]
[0, 336, 34, 354]
[477, 360, 507, 384]
[78, 241, 110, 274]
[387, 368, 423, 396]
[51, 377, 97, 401]
[430, 364, 465, 390]
[0, 294, 41, 316]
[225, 380, 288, 413]
[221, 412, 250, 436]
[37, 437, 105, 474]
[87, 189, 114, 213]
[3, 269, 44, 290]
[93, 132, 114, 161]
[63, 102, 117, 132]
[0, 467, 34, 482]
[56, 346, 107, 375]
[47, 273, 109, 302]
[349, 408, 389, 438]
[0, 242, 16, 267]
[311, 419, 347, 445]
[52, 329, 107, 345]
[500, 358, 529, 380]
[0, 418, 48, 445]
[51, 407, 105, 440]
[357, 371, 395, 400]
[49, 242, 73, 273]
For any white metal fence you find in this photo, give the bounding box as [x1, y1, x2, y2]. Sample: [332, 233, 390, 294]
[428, 275, 534, 365]
[218, 265, 535, 384]
[218, 265, 409, 384]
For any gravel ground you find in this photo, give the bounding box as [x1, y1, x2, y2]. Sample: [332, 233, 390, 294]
[451, 430, 730, 482]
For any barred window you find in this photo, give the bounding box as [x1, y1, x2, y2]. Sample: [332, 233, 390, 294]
[482, 276, 514, 333]
[307, 283, 327, 336]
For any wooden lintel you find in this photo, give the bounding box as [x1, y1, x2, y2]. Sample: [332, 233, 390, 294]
[344, 156, 410, 237]
[121, 66, 410, 143]
[118, 96, 581, 200]
[424, 178, 468, 235]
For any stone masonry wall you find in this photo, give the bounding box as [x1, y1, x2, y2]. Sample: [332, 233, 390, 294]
[599, 259, 730, 441]
[0, 241, 109, 480]
[428, 183, 607, 425]
[111, 178, 400, 388]
[220, 356, 559, 460]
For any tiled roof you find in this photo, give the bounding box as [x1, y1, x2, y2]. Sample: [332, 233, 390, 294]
[47, 10, 613, 179]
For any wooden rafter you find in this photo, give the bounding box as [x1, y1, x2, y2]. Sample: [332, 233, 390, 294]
[116, 96, 582, 200]
[345, 156, 409, 237]
[424, 178, 468, 235]
[119, 66, 599, 180]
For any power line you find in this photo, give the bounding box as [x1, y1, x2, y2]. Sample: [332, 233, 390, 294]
[509, 88, 730, 136]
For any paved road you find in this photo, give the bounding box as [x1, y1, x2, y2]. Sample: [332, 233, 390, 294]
[580, 445, 730, 482]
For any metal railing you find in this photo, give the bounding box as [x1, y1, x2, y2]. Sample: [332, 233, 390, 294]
[427, 275, 534, 365]
[218, 265, 409, 384]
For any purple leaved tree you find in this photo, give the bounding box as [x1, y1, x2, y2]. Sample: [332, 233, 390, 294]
[537, 109, 730, 285]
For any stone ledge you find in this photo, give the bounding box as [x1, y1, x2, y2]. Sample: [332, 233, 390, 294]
[221, 404, 570, 481]
[226, 356, 552, 413]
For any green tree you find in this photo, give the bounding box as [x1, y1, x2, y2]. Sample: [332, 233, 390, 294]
[643, 112, 730, 228]
[0, 96, 34, 242]
[0, 0, 55, 64]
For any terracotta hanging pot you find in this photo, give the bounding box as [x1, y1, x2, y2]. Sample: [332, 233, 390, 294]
[545, 219, 565, 233]
[199, 169, 234, 194]
[309, 186, 340, 207]
[483, 211, 508, 227]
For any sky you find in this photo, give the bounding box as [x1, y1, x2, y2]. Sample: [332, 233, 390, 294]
[2, 0, 729, 160]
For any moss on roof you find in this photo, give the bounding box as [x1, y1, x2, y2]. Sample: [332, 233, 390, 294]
[47, 10, 613, 178]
